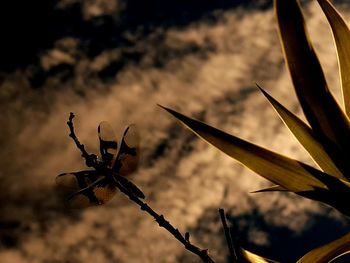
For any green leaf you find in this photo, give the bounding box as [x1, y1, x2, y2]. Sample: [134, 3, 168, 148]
[317, 0, 350, 117]
[275, 0, 350, 177]
[257, 84, 345, 180]
[297, 232, 350, 263]
[159, 105, 327, 192]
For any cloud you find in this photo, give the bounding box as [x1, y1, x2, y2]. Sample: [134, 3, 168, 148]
[1, 1, 350, 262]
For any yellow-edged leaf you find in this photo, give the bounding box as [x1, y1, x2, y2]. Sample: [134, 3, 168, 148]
[297, 232, 350, 263]
[275, 0, 350, 178]
[257, 85, 345, 180]
[242, 249, 279, 263]
[251, 185, 288, 193]
[317, 0, 350, 116]
[159, 105, 327, 192]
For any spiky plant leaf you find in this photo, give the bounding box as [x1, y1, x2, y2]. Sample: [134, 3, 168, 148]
[297, 232, 350, 263]
[298, 173, 350, 216]
[317, 0, 350, 116]
[275, 0, 350, 177]
[224, 216, 278, 263]
[160, 105, 350, 216]
[251, 185, 287, 193]
[159, 105, 327, 192]
[242, 249, 279, 263]
[257, 85, 344, 180]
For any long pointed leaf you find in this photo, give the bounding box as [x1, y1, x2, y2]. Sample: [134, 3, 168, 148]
[275, 0, 350, 177]
[242, 249, 279, 263]
[251, 185, 288, 193]
[159, 105, 327, 192]
[317, 0, 350, 116]
[297, 232, 350, 263]
[257, 85, 345, 180]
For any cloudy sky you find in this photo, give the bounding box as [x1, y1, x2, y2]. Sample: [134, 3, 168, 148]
[1, 0, 350, 262]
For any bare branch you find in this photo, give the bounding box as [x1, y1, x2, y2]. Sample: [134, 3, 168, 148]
[67, 112, 98, 168]
[116, 179, 215, 263]
[66, 113, 216, 263]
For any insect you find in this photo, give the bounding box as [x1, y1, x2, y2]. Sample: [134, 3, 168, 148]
[56, 121, 145, 208]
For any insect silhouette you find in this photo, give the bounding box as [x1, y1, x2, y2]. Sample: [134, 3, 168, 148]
[56, 121, 145, 208]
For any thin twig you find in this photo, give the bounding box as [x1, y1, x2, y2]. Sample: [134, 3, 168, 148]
[67, 112, 98, 168]
[116, 179, 215, 263]
[67, 113, 215, 263]
[219, 208, 237, 262]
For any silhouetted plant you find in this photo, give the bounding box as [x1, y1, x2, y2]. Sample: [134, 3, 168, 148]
[58, 0, 350, 261]
[57, 113, 216, 263]
[161, 0, 350, 261]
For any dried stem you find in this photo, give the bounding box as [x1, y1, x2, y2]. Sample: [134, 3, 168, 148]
[67, 113, 215, 263]
[116, 179, 215, 263]
[219, 209, 249, 263]
[219, 208, 238, 262]
[67, 112, 98, 168]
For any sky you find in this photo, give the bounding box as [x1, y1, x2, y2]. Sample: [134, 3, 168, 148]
[1, 0, 350, 262]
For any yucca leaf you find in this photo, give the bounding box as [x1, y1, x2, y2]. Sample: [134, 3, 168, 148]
[220, 208, 278, 263]
[160, 105, 350, 215]
[299, 172, 350, 216]
[297, 232, 350, 263]
[251, 185, 288, 193]
[242, 249, 279, 263]
[159, 105, 327, 192]
[317, 0, 350, 117]
[257, 84, 345, 180]
[275, 0, 350, 177]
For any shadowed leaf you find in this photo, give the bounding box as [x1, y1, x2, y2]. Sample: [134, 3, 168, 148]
[299, 170, 350, 216]
[113, 124, 140, 176]
[257, 84, 344, 180]
[159, 105, 327, 192]
[98, 121, 118, 167]
[317, 0, 350, 116]
[275, 0, 350, 177]
[297, 232, 350, 263]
